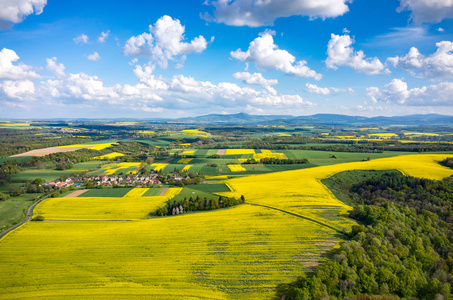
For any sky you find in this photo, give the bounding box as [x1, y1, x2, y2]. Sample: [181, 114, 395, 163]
[1, 0, 453, 119]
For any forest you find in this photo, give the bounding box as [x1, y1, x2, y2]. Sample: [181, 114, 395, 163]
[285, 172, 453, 300]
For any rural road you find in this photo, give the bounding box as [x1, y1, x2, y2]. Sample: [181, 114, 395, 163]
[0, 195, 48, 239]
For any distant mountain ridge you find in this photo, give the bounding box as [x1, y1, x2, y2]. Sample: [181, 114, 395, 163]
[175, 113, 453, 125]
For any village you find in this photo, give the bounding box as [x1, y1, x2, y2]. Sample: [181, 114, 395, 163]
[42, 171, 201, 190]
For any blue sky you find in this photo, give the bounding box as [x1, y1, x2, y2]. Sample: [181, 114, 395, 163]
[1, 0, 453, 118]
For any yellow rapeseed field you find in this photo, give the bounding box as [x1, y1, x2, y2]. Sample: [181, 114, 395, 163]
[0, 205, 337, 300]
[182, 150, 195, 155]
[253, 149, 287, 161]
[35, 187, 182, 221]
[1, 154, 452, 299]
[104, 162, 141, 175]
[368, 133, 398, 138]
[404, 132, 440, 136]
[225, 149, 255, 155]
[227, 164, 246, 172]
[182, 165, 192, 172]
[57, 142, 118, 150]
[92, 152, 125, 159]
[219, 154, 453, 232]
[150, 163, 168, 171]
[178, 158, 193, 164]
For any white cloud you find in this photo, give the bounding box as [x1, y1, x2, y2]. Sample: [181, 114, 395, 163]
[305, 83, 330, 95]
[0, 0, 46, 28]
[367, 78, 453, 106]
[87, 52, 101, 61]
[231, 32, 322, 80]
[437, 27, 445, 32]
[233, 72, 278, 87]
[123, 15, 209, 69]
[305, 82, 355, 95]
[97, 30, 110, 43]
[0, 80, 35, 99]
[2, 58, 315, 114]
[203, 0, 350, 27]
[397, 0, 453, 24]
[326, 33, 387, 74]
[46, 57, 65, 78]
[0, 48, 41, 80]
[73, 34, 89, 44]
[388, 41, 453, 79]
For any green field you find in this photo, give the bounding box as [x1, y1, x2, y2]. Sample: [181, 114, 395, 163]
[78, 188, 134, 197]
[12, 161, 102, 182]
[186, 183, 231, 193]
[141, 187, 168, 196]
[0, 193, 43, 231]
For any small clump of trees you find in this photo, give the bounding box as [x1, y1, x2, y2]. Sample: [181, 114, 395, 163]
[243, 157, 309, 164]
[152, 195, 245, 217]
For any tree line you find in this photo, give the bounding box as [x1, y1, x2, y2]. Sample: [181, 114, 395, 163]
[285, 172, 453, 300]
[152, 195, 245, 216]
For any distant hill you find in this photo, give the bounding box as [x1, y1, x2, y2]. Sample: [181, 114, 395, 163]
[174, 113, 453, 125]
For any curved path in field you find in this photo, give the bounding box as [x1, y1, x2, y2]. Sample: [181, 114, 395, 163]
[0, 195, 48, 240]
[246, 202, 345, 234]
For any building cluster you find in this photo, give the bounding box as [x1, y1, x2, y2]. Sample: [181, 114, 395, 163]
[43, 174, 163, 188]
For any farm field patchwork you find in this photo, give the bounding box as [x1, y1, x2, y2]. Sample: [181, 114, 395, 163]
[1, 154, 452, 299]
[35, 187, 182, 220]
[227, 164, 246, 172]
[92, 152, 125, 159]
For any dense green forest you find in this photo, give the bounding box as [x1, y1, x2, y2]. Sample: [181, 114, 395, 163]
[285, 172, 453, 300]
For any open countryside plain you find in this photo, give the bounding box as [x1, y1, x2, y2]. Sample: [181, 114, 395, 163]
[1, 154, 452, 299]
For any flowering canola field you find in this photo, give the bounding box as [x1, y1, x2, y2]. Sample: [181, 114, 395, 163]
[219, 154, 453, 232]
[150, 163, 168, 171]
[178, 158, 193, 164]
[92, 152, 125, 159]
[35, 188, 182, 220]
[227, 164, 246, 172]
[1, 154, 452, 299]
[182, 165, 192, 172]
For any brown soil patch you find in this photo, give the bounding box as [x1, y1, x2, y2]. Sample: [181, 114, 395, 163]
[301, 261, 319, 267]
[159, 188, 169, 196]
[11, 146, 91, 157]
[216, 149, 226, 155]
[314, 242, 336, 246]
[65, 189, 88, 197]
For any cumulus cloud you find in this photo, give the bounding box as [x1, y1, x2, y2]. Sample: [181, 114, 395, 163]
[97, 30, 110, 43]
[231, 32, 322, 80]
[233, 72, 278, 86]
[123, 15, 209, 69]
[73, 34, 89, 44]
[46, 57, 65, 78]
[0, 0, 46, 28]
[87, 52, 101, 61]
[305, 83, 330, 95]
[326, 33, 387, 74]
[367, 78, 453, 106]
[202, 0, 350, 27]
[397, 0, 453, 24]
[388, 41, 453, 79]
[0, 48, 41, 80]
[0, 80, 35, 99]
[2, 58, 315, 114]
[305, 82, 355, 95]
[437, 27, 445, 32]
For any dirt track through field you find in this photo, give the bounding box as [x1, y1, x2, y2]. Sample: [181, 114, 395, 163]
[65, 189, 88, 197]
[159, 188, 169, 196]
[11, 146, 91, 157]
